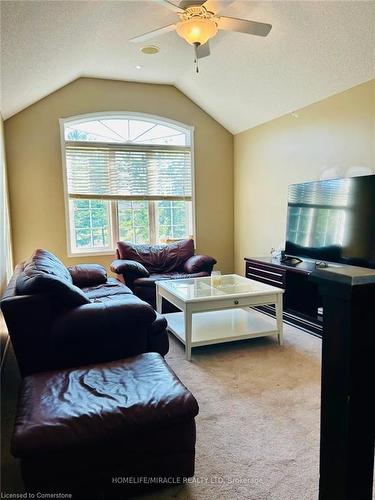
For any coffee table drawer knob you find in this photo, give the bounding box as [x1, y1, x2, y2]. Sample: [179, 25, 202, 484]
[234, 299, 239, 305]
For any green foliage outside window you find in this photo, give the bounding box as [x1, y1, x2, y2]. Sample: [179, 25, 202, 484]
[118, 201, 150, 243]
[72, 199, 109, 248]
[157, 201, 187, 240]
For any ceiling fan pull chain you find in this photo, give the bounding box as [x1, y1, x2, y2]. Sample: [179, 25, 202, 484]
[194, 42, 200, 73]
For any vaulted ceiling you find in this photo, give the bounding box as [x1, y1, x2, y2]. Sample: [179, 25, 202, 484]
[1, 0, 374, 133]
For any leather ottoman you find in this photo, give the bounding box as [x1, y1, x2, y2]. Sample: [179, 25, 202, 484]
[11, 353, 199, 498]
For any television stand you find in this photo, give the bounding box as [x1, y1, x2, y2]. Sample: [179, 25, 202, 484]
[244, 256, 323, 337]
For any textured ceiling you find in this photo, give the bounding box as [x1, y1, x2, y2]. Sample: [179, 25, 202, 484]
[1, 0, 374, 133]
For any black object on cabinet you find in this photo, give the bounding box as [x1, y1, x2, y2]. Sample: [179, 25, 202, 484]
[310, 267, 375, 500]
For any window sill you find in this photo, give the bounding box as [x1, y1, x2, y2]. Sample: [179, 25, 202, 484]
[68, 249, 115, 258]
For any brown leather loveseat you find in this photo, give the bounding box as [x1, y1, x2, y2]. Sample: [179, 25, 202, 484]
[111, 239, 217, 311]
[1, 249, 168, 376]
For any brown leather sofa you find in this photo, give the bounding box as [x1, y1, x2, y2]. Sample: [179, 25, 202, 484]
[111, 239, 217, 311]
[1, 249, 168, 376]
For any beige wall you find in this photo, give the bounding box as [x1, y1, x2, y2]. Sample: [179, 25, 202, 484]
[234, 79, 375, 274]
[5, 78, 234, 273]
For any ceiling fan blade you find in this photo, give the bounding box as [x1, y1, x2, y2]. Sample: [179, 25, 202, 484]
[178, 0, 204, 9]
[218, 16, 272, 37]
[179, 0, 205, 8]
[129, 24, 177, 43]
[154, 0, 184, 13]
[202, 0, 235, 14]
[197, 42, 210, 59]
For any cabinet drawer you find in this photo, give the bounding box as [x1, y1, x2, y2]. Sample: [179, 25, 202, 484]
[246, 262, 285, 287]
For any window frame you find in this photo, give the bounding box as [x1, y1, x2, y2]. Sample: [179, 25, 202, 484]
[59, 112, 196, 257]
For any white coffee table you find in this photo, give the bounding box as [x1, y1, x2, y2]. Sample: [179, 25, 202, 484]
[156, 274, 284, 361]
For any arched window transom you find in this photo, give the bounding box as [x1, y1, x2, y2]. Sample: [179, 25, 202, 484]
[65, 117, 190, 146]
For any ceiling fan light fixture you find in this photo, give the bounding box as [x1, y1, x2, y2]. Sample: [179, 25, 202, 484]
[176, 18, 218, 45]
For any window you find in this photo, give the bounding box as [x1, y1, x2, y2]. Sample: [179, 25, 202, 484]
[60, 114, 194, 254]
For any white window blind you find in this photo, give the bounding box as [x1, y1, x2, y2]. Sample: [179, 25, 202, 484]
[66, 141, 192, 201]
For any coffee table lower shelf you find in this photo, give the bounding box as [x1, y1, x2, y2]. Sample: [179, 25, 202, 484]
[164, 308, 280, 355]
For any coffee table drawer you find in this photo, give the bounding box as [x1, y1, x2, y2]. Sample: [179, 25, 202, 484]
[194, 293, 281, 311]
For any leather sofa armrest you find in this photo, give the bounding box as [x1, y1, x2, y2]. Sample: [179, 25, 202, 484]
[52, 296, 156, 341]
[147, 313, 169, 356]
[1, 294, 55, 376]
[183, 255, 217, 274]
[110, 259, 150, 278]
[50, 296, 157, 363]
[67, 264, 107, 287]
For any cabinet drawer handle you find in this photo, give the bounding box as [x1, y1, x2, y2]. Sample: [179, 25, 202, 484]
[234, 299, 239, 305]
[247, 266, 284, 278]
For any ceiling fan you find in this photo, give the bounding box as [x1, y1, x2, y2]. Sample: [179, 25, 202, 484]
[130, 0, 272, 72]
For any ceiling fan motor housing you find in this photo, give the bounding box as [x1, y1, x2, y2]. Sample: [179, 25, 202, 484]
[180, 6, 216, 20]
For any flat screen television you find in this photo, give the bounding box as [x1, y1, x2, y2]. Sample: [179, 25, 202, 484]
[285, 174, 375, 269]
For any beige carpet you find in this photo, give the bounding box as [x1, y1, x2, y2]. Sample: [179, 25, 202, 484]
[1, 322, 321, 500]
[136, 323, 321, 500]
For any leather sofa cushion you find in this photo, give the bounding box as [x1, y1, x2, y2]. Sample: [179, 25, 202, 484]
[11, 353, 199, 457]
[134, 272, 209, 287]
[16, 249, 89, 307]
[22, 249, 72, 282]
[68, 264, 107, 287]
[81, 277, 133, 302]
[117, 239, 195, 273]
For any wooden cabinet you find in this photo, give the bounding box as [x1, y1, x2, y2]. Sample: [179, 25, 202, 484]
[245, 257, 323, 336]
[311, 268, 375, 500]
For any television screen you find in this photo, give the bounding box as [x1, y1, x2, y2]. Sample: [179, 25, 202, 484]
[285, 175, 375, 269]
